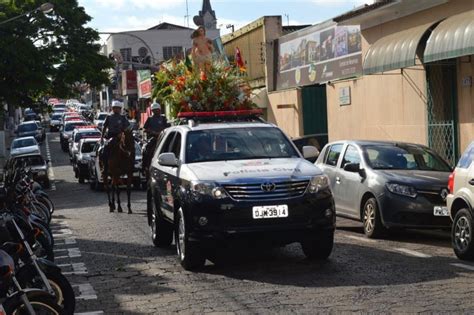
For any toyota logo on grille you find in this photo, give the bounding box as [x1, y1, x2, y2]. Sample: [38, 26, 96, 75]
[261, 182, 276, 192]
[440, 188, 449, 201]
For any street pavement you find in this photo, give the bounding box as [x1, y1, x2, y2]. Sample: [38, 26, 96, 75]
[41, 132, 474, 314]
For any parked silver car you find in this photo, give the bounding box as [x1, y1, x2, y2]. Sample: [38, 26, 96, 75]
[316, 140, 452, 238]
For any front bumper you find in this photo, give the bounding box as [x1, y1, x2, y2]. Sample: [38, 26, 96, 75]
[184, 189, 335, 246]
[378, 191, 451, 228]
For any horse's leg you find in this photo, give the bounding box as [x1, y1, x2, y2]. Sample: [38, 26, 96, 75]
[105, 170, 114, 212]
[127, 174, 132, 214]
[111, 178, 116, 212]
[116, 178, 123, 213]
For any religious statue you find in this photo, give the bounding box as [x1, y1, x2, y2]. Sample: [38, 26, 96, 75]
[191, 26, 214, 72]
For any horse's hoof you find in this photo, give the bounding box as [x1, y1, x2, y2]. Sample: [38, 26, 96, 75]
[128, 210, 132, 214]
[118, 207, 123, 213]
[109, 208, 114, 213]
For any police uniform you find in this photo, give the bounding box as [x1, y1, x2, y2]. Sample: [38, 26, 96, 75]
[102, 113, 130, 139]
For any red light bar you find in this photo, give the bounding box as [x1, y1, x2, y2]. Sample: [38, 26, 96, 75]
[177, 109, 263, 118]
[65, 118, 83, 121]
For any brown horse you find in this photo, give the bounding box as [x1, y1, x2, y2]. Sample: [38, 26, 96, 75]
[103, 129, 135, 213]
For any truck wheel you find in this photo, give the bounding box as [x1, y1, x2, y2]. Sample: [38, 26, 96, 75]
[176, 207, 205, 270]
[150, 196, 173, 247]
[452, 209, 474, 261]
[300, 230, 334, 260]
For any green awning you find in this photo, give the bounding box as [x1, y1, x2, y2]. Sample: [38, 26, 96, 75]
[364, 23, 435, 75]
[424, 10, 474, 63]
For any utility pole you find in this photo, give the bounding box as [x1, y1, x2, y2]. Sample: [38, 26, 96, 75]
[185, 0, 190, 28]
[284, 13, 289, 26]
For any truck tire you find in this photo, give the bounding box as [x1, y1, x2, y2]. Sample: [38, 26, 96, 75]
[176, 207, 205, 270]
[300, 229, 334, 260]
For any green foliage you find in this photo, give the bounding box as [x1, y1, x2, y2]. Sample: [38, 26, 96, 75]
[152, 58, 255, 119]
[0, 0, 113, 107]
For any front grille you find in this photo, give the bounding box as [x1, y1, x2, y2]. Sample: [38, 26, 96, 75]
[418, 190, 446, 205]
[222, 180, 309, 200]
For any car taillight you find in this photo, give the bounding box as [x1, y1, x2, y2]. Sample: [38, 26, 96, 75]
[448, 171, 455, 194]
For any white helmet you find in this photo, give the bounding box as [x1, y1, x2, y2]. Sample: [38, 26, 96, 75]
[151, 102, 161, 111]
[111, 100, 124, 109]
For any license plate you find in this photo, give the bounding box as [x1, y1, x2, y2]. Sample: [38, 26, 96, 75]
[433, 206, 449, 216]
[252, 205, 288, 219]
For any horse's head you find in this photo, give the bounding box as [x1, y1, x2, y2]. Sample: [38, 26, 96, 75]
[119, 128, 135, 153]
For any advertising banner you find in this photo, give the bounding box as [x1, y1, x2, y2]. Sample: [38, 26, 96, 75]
[121, 70, 137, 95]
[137, 69, 152, 99]
[277, 23, 362, 90]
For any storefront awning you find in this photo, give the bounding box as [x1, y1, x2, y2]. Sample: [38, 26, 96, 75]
[364, 23, 435, 75]
[424, 11, 474, 63]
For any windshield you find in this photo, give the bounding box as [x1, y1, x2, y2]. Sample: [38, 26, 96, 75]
[65, 122, 86, 132]
[363, 144, 451, 172]
[18, 123, 37, 132]
[17, 155, 44, 166]
[97, 114, 107, 120]
[12, 138, 37, 148]
[186, 127, 298, 163]
[54, 104, 66, 109]
[51, 114, 62, 120]
[81, 142, 96, 153]
[74, 131, 100, 142]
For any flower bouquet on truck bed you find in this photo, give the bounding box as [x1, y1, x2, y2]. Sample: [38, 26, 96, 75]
[152, 57, 256, 119]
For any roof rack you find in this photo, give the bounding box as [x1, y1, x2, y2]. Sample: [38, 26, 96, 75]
[177, 109, 265, 126]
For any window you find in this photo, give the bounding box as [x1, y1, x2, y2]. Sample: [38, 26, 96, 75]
[341, 145, 360, 168]
[457, 143, 474, 169]
[81, 142, 96, 153]
[185, 128, 298, 164]
[363, 144, 451, 171]
[120, 48, 132, 62]
[162, 46, 183, 60]
[171, 133, 182, 158]
[159, 132, 177, 154]
[325, 144, 343, 166]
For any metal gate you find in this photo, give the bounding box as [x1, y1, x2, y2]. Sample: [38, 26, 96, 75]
[426, 60, 458, 166]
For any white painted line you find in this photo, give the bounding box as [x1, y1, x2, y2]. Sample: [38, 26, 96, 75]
[45, 133, 56, 191]
[54, 248, 82, 259]
[451, 263, 474, 271]
[54, 238, 77, 246]
[54, 247, 80, 253]
[60, 262, 88, 275]
[344, 235, 377, 243]
[75, 312, 104, 315]
[53, 229, 73, 237]
[72, 283, 98, 300]
[394, 248, 432, 258]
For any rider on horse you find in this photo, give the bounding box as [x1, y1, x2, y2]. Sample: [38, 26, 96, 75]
[142, 102, 168, 176]
[100, 100, 130, 174]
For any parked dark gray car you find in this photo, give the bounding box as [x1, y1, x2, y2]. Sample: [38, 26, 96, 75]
[316, 140, 452, 238]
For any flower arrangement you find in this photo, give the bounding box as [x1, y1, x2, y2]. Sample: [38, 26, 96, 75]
[152, 58, 256, 119]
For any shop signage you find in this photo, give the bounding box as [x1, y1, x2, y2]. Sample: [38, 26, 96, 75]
[276, 23, 362, 90]
[339, 86, 351, 106]
[137, 70, 152, 99]
[122, 70, 137, 95]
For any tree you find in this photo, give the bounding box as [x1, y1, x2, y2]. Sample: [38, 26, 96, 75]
[0, 0, 113, 109]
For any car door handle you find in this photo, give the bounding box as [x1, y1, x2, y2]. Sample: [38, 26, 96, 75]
[469, 179, 474, 186]
[335, 177, 341, 184]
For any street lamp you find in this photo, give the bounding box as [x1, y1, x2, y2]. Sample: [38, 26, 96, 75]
[0, 2, 54, 26]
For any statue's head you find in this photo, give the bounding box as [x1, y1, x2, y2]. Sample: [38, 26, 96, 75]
[191, 26, 206, 39]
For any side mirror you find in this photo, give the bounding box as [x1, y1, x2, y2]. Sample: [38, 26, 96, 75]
[343, 162, 366, 178]
[158, 152, 178, 167]
[302, 146, 319, 159]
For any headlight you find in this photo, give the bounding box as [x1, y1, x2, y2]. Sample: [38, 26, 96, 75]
[308, 175, 330, 193]
[386, 183, 417, 198]
[191, 181, 227, 200]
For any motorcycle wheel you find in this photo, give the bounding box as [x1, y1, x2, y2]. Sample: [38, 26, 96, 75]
[34, 233, 54, 262]
[36, 194, 55, 214]
[3, 292, 63, 315]
[30, 202, 51, 224]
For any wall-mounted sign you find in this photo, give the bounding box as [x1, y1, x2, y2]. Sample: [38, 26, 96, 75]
[339, 86, 351, 106]
[462, 76, 472, 87]
[137, 70, 152, 99]
[276, 23, 362, 90]
[122, 70, 137, 95]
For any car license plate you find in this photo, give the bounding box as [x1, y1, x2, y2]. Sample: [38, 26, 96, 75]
[433, 206, 449, 216]
[252, 205, 288, 219]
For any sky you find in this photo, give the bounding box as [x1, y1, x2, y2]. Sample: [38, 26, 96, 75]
[77, 0, 374, 43]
